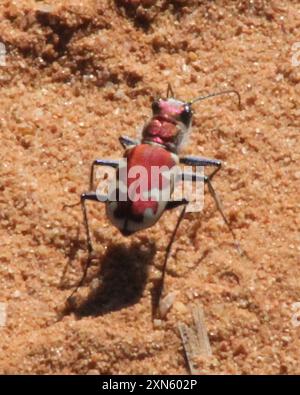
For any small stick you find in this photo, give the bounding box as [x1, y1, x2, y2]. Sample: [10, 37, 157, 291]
[192, 304, 212, 357]
[178, 322, 199, 375]
[178, 304, 212, 374]
[0, 303, 7, 327]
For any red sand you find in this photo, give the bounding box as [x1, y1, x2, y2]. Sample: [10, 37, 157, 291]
[0, 0, 299, 374]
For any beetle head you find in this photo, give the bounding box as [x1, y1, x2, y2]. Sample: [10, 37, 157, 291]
[151, 98, 193, 129]
[141, 98, 193, 152]
[142, 87, 241, 153]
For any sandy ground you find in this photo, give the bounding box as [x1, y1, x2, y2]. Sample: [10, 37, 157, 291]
[0, 0, 299, 374]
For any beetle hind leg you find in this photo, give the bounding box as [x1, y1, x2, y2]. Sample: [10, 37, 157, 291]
[153, 199, 189, 319]
[67, 192, 107, 303]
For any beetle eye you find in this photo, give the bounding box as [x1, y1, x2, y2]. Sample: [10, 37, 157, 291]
[180, 105, 192, 125]
[151, 100, 160, 114]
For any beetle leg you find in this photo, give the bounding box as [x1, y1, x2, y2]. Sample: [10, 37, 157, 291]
[119, 135, 139, 149]
[89, 159, 120, 191]
[68, 192, 107, 302]
[180, 171, 241, 253]
[180, 155, 221, 179]
[165, 198, 189, 210]
[154, 201, 188, 319]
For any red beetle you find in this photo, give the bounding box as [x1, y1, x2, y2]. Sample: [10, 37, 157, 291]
[67, 85, 241, 305]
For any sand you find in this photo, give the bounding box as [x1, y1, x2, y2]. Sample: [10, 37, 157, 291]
[0, 0, 299, 374]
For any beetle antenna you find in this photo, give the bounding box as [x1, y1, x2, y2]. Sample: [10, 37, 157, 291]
[188, 89, 242, 109]
[166, 83, 175, 98]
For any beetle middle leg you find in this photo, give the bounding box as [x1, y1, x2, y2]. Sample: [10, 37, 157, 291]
[179, 155, 233, 235]
[179, 170, 241, 253]
[89, 159, 120, 191]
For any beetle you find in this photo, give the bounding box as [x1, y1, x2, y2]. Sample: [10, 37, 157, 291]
[66, 84, 241, 307]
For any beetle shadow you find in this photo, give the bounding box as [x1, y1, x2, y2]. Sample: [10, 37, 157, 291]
[66, 240, 156, 317]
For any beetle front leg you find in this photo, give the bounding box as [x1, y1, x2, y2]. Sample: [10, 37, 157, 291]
[119, 135, 139, 149]
[180, 155, 221, 180]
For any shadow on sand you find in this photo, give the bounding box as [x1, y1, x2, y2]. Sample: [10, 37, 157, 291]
[62, 240, 156, 317]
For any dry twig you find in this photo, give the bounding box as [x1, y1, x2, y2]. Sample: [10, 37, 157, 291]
[178, 304, 211, 374]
